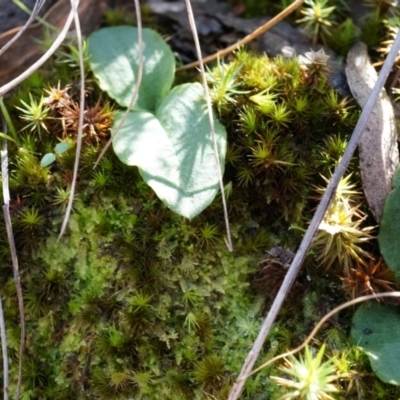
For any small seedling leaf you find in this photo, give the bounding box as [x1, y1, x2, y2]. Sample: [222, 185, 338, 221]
[112, 83, 227, 219]
[351, 302, 400, 385]
[88, 26, 175, 111]
[54, 142, 70, 155]
[40, 153, 56, 167]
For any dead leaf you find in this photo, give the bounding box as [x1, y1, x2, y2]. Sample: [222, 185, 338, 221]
[345, 42, 399, 222]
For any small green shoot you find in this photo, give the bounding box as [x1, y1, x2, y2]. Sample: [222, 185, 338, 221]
[16, 94, 50, 136]
[296, 0, 337, 45]
[270, 344, 339, 400]
[0, 97, 18, 142]
[205, 59, 248, 113]
[40, 141, 71, 167]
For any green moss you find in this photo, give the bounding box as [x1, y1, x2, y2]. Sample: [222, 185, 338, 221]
[0, 20, 394, 398]
[206, 50, 358, 230]
[0, 188, 269, 397]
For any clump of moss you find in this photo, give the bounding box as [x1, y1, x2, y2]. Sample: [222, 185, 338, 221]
[207, 48, 358, 231]
[1, 28, 395, 399]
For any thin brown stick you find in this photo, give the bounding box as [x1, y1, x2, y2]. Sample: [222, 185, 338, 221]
[176, 0, 304, 72]
[228, 31, 400, 400]
[1, 125, 24, 399]
[184, 0, 233, 251]
[246, 292, 400, 379]
[94, 0, 144, 168]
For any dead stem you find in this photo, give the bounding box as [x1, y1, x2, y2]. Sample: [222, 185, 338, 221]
[176, 0, 305, 72]
[184, 0, 233, 251]
[1, 119, 23, 400]
[0, 8, 74, 97]
[0, 0, 46, 57]
[246, 292, 400, 380]
[59, 0, 85, 238]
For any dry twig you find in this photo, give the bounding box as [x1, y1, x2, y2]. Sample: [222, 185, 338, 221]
[246, 291, 400, 379]
[184, 0, 233, 251]
[0, 7, 74, 97]
[1, 123, 23, 399]
[0, 0, 46, 57]
[177, 0, 305, 71]
[0, 118, 9, 400]
[59, 0, 85, 238]
[0, 291, 8, 400]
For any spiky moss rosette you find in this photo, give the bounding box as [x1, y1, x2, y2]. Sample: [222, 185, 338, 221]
[1, 193, 268, 398]
[209, 48, 359, 230]
[0, 47, 372, 399]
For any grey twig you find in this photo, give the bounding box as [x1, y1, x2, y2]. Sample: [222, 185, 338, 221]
[59, 0, 84, 238]
[228, 31, 400, 400]
[1, 118, 24, 399]
[0, 7, 74, 97]
[0, 117, 9, 400]
[0, 292, 8, 400]
[184, 0, 233, 251]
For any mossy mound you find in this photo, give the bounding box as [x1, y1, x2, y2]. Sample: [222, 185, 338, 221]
[1, 44, 394, 399]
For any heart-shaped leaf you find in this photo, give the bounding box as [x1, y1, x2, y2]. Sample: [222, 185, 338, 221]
[379, 166, 400, 276]
[112, 83, 227, 219]
[88, 26, 175, 111]
[351, 302, 400, 385]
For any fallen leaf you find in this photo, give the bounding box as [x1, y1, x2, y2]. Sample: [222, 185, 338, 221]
[346, 42, 399, 222]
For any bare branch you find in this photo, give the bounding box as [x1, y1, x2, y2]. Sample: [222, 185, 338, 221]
[1, 117, 24, 399]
